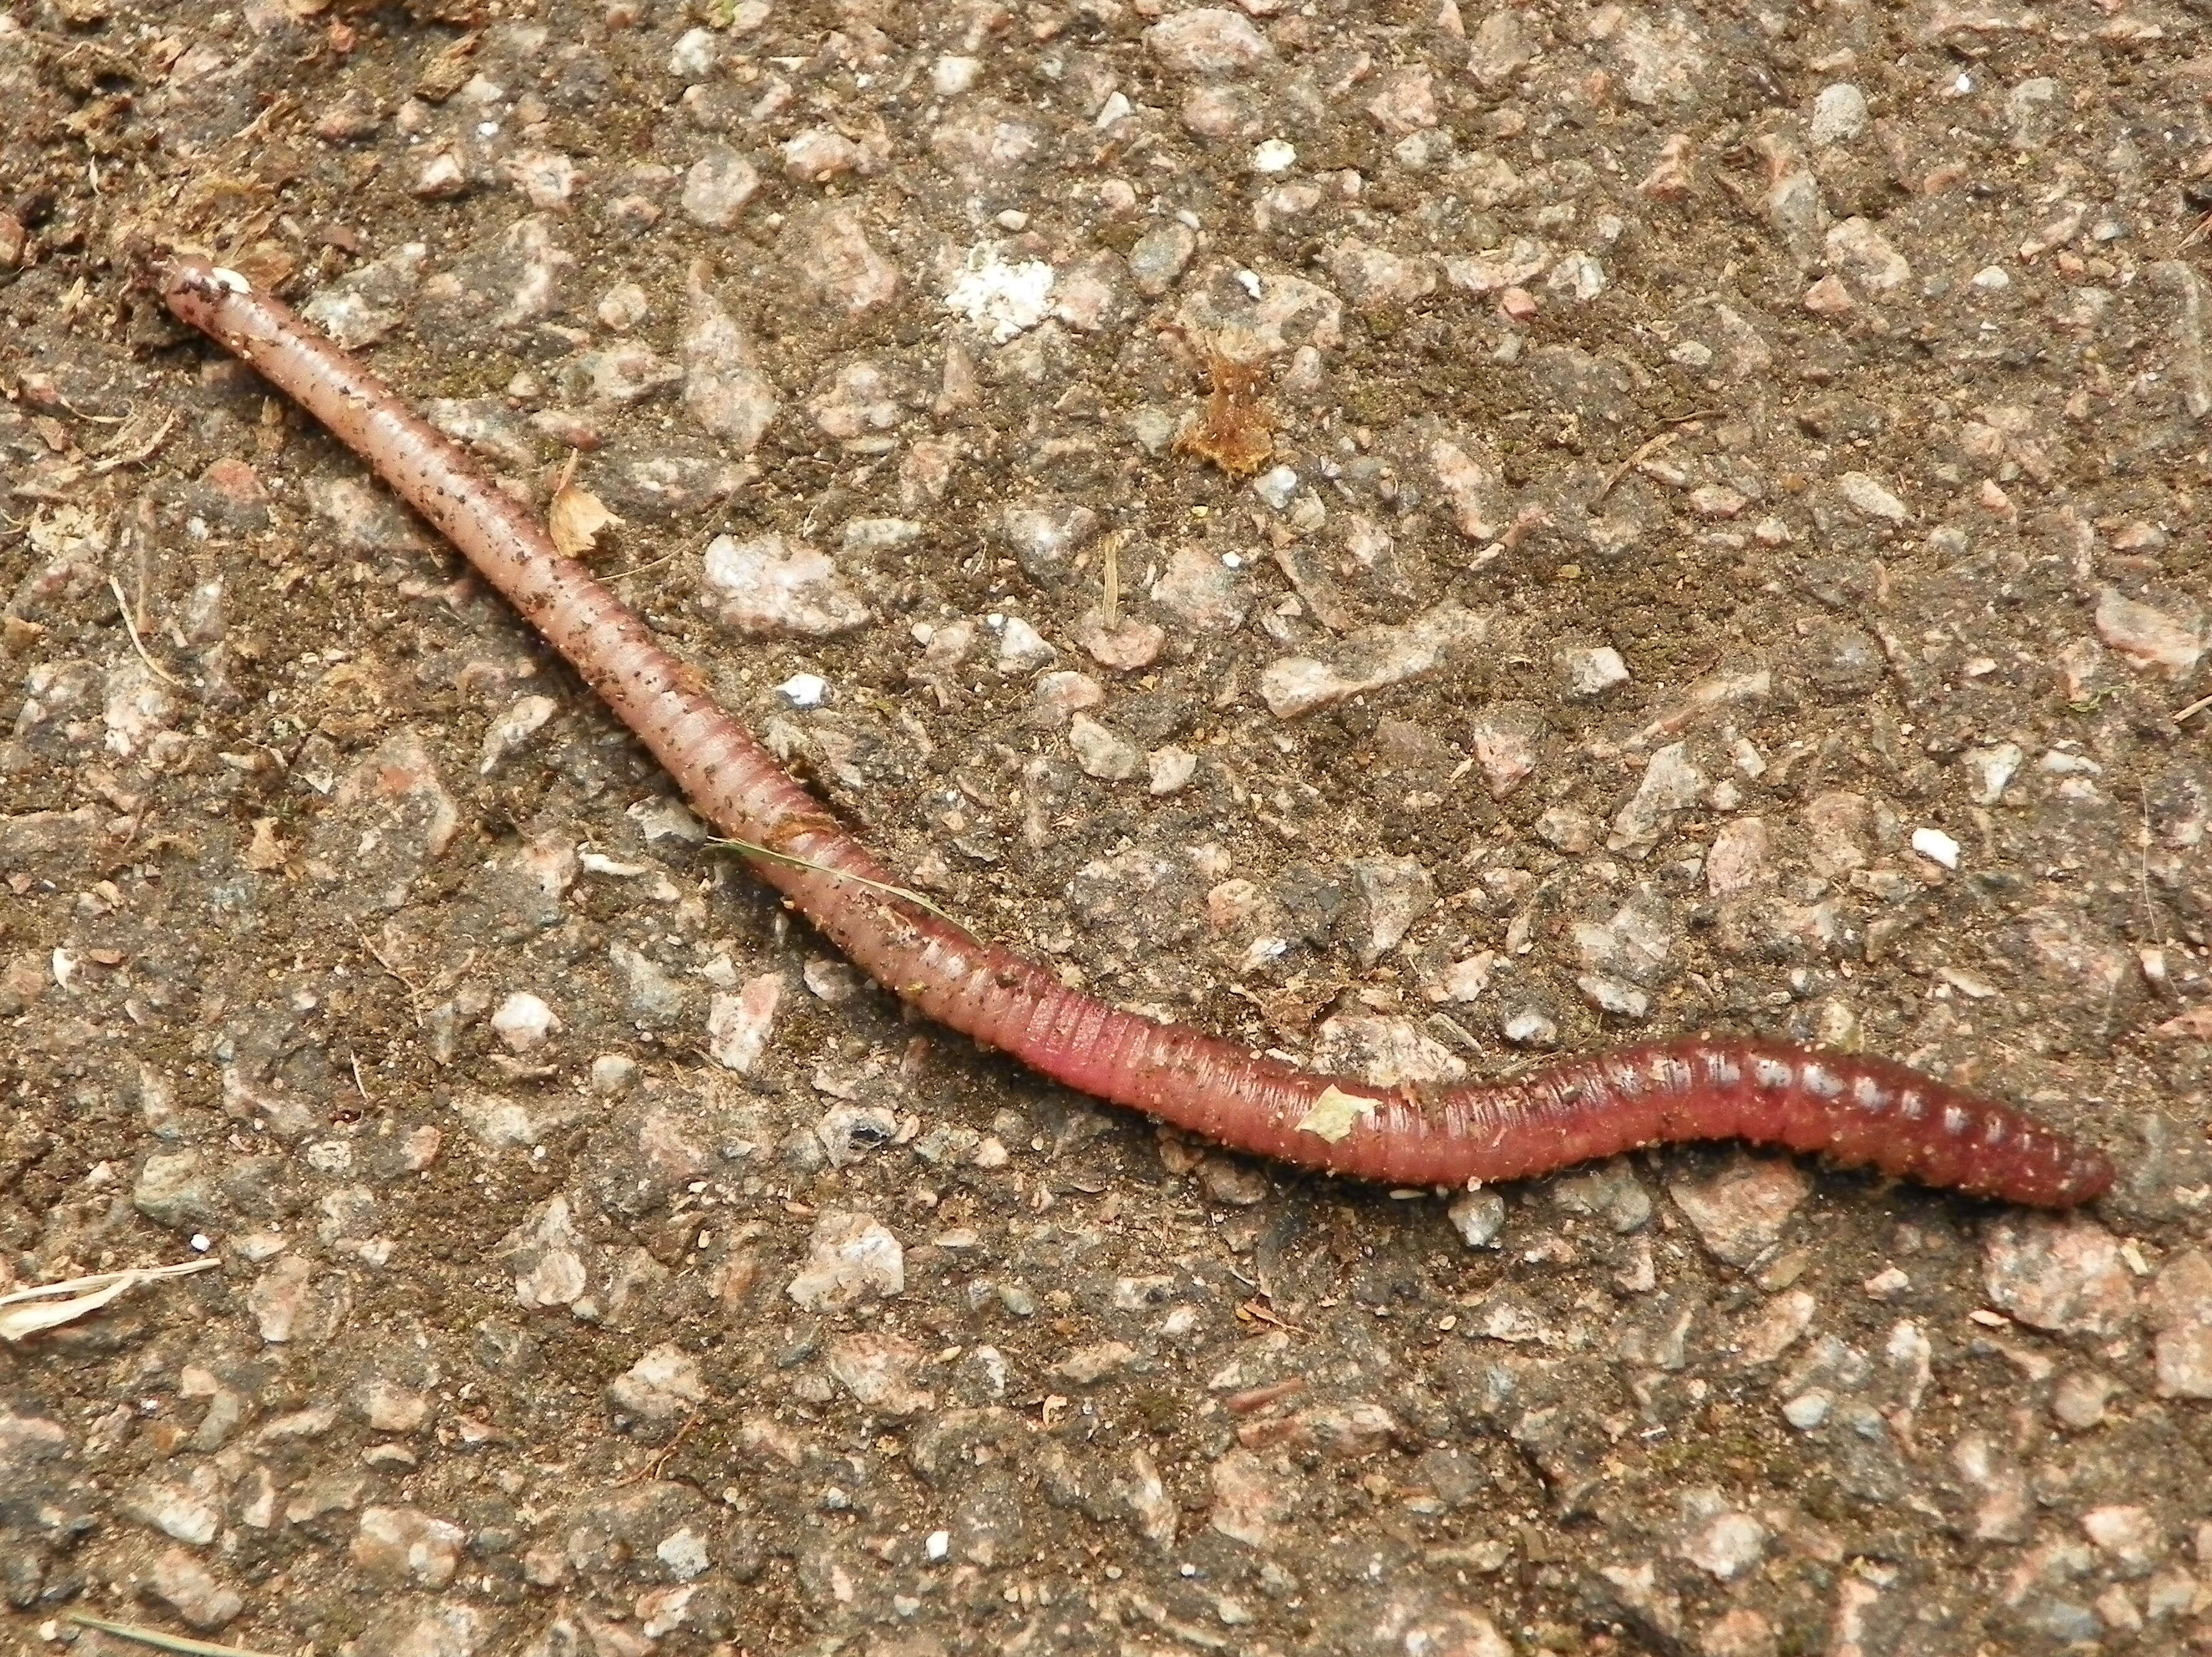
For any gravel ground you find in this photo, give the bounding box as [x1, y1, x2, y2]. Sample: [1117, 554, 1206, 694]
[6, 1, 2212, 1653]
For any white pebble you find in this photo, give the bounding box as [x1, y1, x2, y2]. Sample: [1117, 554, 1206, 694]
[778, 673, 830, 707]
[1808, 82, 1869, 146]
[1838, 471, 1909, 523]
[1964, 742, 2022, 805]
[1911, 827, 1961, 870]
[1148, 747, 1198, 795]
[1783, 1390, 1832, 1430]
[1253, 465, 1299, 510]
[1561, 645, 1630, 698]
[667, 26, 720, 80]
[925, 1529, 951, 1560]
[1250, 138, 1297, 174]
[491, 992, 560, 1053]
[1502, 1009, 1558, 1049]
[1448, 1189, 1506, 1249]
[480, 694, 558, 774]
[996, 617, 1057, 675]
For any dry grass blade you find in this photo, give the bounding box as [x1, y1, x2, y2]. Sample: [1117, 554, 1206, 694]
[64, 1612, 280, 1657]
[107, 573, 187, 689]
[706, 836, 961, 926]
[0, 1257, 220, 1343]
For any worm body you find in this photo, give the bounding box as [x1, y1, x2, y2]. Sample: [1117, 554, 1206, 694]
[160, 257, 2115, 1209]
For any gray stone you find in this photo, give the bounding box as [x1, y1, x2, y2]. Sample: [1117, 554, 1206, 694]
[787, 1211, 904, 1310]
[1670, 1159, 1810, 1267]
[679, 148, 759, 229]
[1145, 9, 1272, 78]
[1608, 744, 1704, 856]
[1809, 83, 1868, 146]
[701, 534, 871, 638]
[1983, 1217, 2137, 1338]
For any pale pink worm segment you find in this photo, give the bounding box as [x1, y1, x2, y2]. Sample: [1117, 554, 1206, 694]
[158, 256, 2115, 1209]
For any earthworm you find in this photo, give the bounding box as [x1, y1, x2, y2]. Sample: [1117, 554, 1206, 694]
[159, 256, 2115, 1211]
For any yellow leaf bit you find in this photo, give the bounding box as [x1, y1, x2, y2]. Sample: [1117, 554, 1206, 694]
[1295, 1085, 1381, 1145]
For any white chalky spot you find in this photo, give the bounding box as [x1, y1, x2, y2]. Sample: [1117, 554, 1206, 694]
[1911, 826, 1961, 869]
[945, 244, 1056, 343]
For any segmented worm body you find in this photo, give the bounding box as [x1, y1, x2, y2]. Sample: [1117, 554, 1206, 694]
[161, 257, 2115, 1209]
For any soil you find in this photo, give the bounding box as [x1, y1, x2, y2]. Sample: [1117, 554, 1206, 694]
[4, 2, 2212, 1655]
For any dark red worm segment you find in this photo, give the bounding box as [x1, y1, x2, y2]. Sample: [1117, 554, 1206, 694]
[160, 257, 2115, 1211]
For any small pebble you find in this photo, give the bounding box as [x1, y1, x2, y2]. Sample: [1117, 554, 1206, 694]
[1809, 83, 1869, 146]
[1501, 1008, 1559, 1049]
[1559, 644, 1630, 698]
[490, 992, 559, 1053]
[680, 148, 760, 229]
[1253, 465, 1300, 510]
[1449, 1189, 1507, 1249]
[589, 1054, 640, 1095]
[1910, 827, 1961, 870]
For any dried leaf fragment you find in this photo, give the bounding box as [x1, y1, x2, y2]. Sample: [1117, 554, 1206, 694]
[1174, 336, 1275, 478]
[1294, 1083, 1381, 1145]
[225, 241, 298, 298]
[244, 816, 288, 872]
[2152, 1005, 2212, 1040]
[549, 475, 623, 557]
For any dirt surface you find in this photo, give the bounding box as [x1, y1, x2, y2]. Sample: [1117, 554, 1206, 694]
[6, 1, 2212, 1653]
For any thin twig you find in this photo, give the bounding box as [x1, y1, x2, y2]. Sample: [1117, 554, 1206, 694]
[1594, 410, 1719, 503]
[617, 1414, 699, 1486]
[91, 408, 179, 474]
[427, 947, 478, 998]
[2173, 689, 2212, 726]
[64, 1611, 279, 1657]
[108, 574, 187, 688]
[40, 386, 126, 423]
[607, 552, 680, 582]
[352, 918, 426, 1021]
[707, 835, 962, 925]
